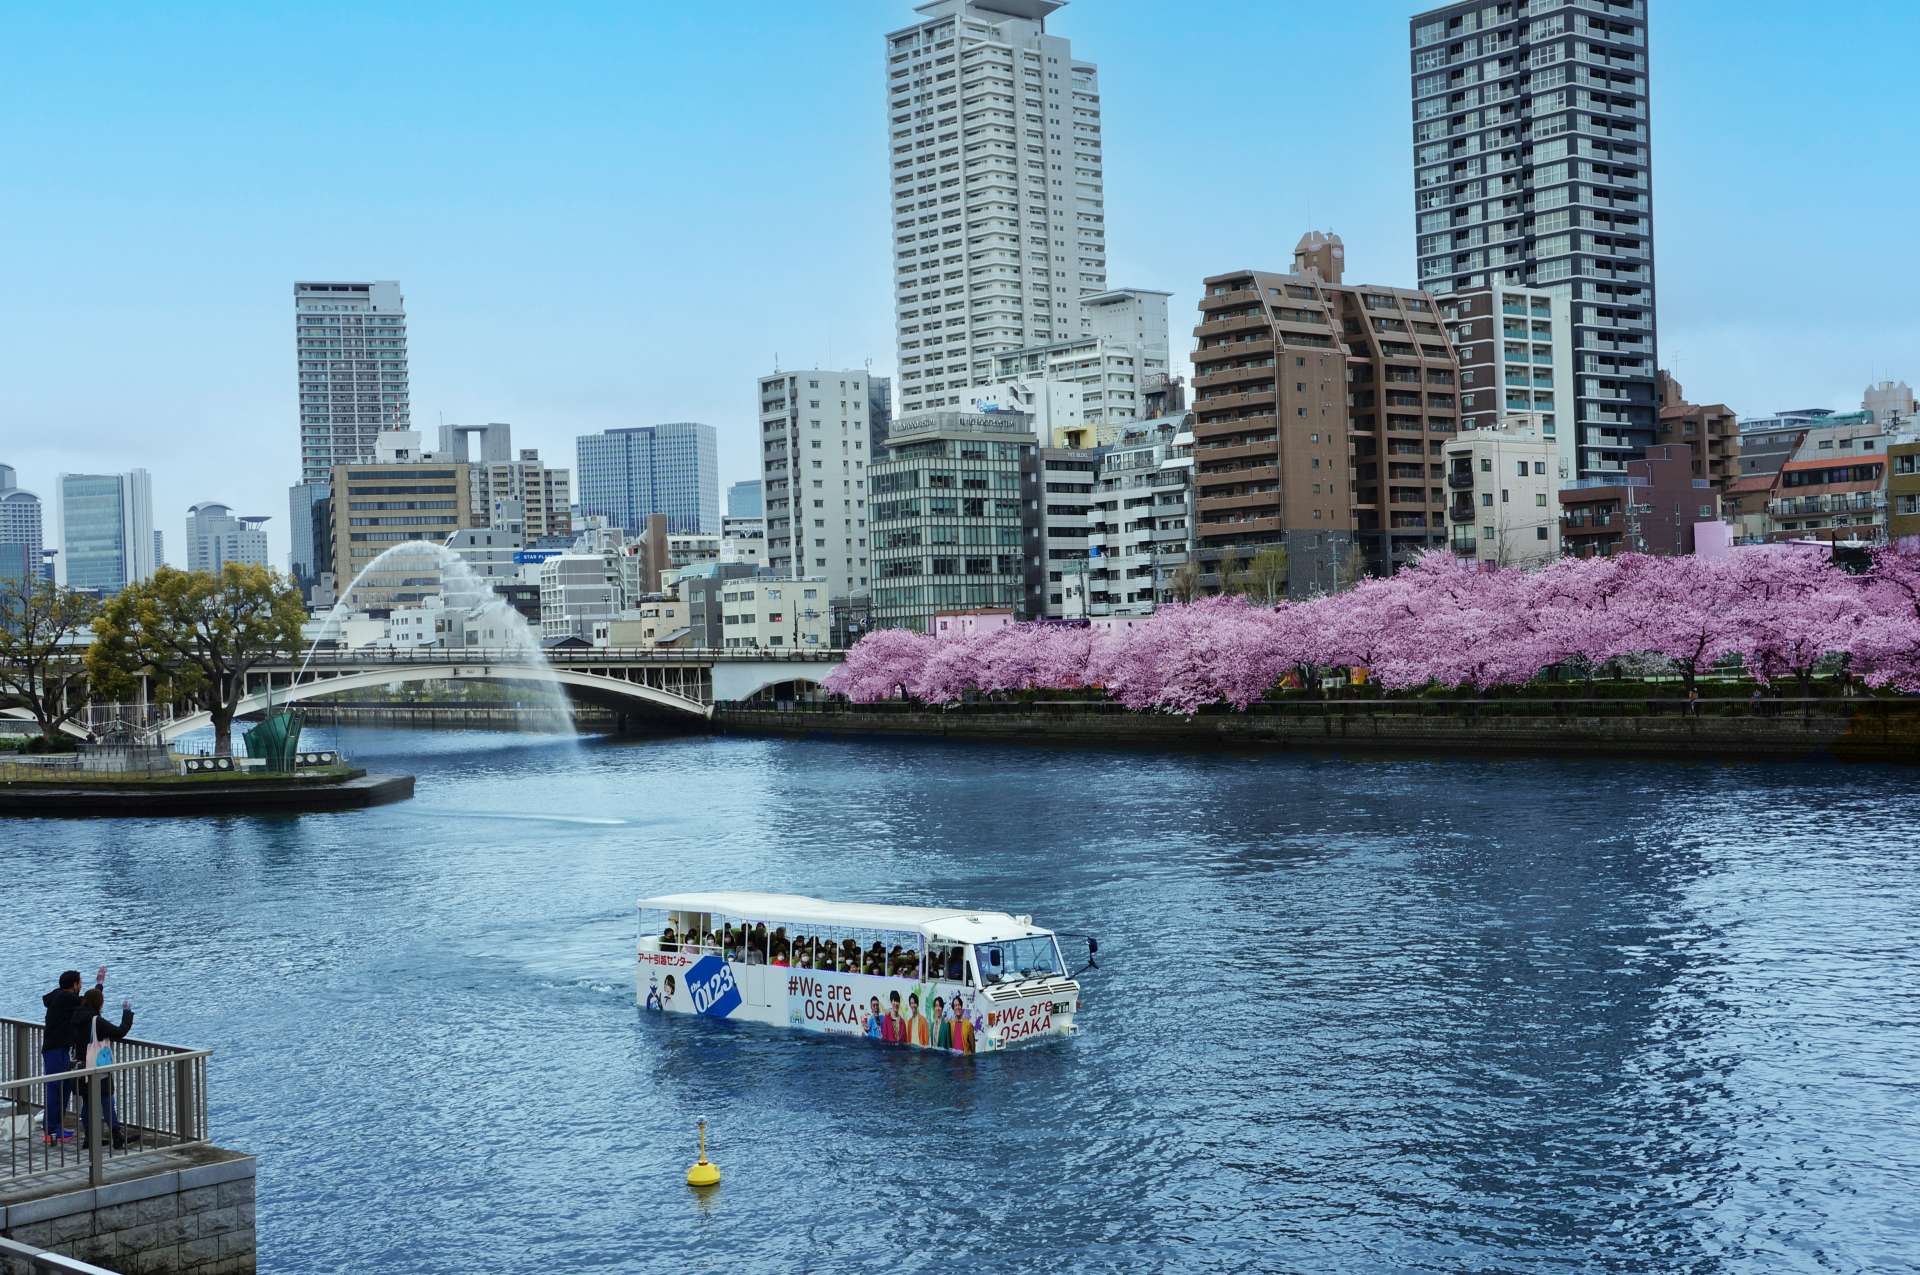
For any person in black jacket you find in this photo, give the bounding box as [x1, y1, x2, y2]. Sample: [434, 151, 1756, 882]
[73, 987, 138, 1149]
[39, 966, 101, 1145]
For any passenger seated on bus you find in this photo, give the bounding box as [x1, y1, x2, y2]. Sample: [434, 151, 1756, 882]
[945, 947, 965, 982]
[771, 929, 790, 966]
[815, 940, 834, 972]
[866, 941, 886, 975]
[702, 931, 718, 952]
[840, 938, 860, 969]
[661, 926, 677, 952]
[748, 923, 768, 965]
[792, 935, 813, 970]
[722, 925, 740, 961]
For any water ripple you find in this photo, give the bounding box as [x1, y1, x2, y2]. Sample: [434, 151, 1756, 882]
[2, 730, 1918, 1272]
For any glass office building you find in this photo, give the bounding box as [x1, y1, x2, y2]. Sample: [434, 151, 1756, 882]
[868, 411, 1041, 632]
[576, 422, 718, 535]
[59, 469, 154, 594]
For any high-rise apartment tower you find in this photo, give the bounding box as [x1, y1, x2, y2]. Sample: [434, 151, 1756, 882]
[887, 0, 1106, 415]
[294, 281, 410, 485]
[1409, 0, 1655, 477]
[760, 369, 876, 603]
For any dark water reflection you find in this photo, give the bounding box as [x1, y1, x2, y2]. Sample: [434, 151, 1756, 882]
[3, 729, 1918, 1273]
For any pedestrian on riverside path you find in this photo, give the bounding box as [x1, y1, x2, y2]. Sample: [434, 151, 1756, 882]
[73, 988, 138, 1150]
[1686, 687, 1700, 717]
[39, 965, 102, 1144]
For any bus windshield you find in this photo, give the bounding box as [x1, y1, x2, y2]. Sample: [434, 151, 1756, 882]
[973, 936, 1063, 985]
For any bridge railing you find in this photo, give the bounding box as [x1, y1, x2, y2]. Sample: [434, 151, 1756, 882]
[278, 647, 846, 664]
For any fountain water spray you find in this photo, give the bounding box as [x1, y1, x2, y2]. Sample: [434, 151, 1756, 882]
[299, 540, 575, 735]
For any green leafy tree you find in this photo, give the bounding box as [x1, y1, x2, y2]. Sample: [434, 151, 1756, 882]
[1228, 546, 1290, 606]
[0, 577, 99, 742]
[1163, 561, 1202, 604]
[88, 564, 308, 755]
[1337, 542, 1369, 591]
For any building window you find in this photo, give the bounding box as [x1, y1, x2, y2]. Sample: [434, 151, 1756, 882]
[1535, 527, 1548, 541]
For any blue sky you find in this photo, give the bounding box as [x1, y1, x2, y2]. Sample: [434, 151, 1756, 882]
[2, 0, 1915, 568]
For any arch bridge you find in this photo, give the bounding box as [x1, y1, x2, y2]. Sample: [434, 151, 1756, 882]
[110, 647, 841, 744]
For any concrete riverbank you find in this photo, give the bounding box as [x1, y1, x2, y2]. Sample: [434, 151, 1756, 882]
[712, 697, 1920, 763]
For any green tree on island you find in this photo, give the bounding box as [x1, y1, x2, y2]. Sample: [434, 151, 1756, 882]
[0, 577, 100, 743]
[88, 564, 308, 755]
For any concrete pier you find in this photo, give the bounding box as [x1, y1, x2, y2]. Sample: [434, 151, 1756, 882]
[3, 1020, 254, 1274]
[0, 1149, 255, 1275]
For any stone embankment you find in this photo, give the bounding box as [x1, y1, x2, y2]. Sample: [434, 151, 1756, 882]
[712, 697, 1920, 763]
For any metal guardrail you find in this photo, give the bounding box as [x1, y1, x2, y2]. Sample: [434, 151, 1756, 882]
[0, 1235, 119, 1274]
[2, 1016, 210, 1188]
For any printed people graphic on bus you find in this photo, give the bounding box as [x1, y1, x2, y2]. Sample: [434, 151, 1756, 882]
[864, 996, 885, 1041]
[645, 974, 662, 1012]
[884, 991, 904, 1043]
[930, 996, 950, 1050]
[950, 994, 974, 1054]
[661, 975, 676, 1011]
[905, 991, 930, 1046]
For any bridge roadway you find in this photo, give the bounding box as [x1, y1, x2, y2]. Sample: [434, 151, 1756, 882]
[5, 647, 844, 743]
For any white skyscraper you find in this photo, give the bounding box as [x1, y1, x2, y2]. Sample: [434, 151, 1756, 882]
[294, 280, 410, 485]
[185, 502, 271, 572]
[759, 369, 875, 603]
[887, 0, 1106, 415]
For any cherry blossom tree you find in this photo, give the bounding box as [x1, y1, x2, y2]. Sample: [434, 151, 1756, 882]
[823, 627, 937, 702]
[828, 545, 1917, 708]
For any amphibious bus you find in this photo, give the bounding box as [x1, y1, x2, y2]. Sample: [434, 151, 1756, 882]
[636, 891, 1081, 1052]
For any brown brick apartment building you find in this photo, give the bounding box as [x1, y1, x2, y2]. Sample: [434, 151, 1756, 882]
[1655, 371, 1740, 493]
[1190, 232, 1459, 593]
[1558, 443, 1717, 558]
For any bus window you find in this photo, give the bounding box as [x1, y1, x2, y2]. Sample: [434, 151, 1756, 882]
[928, 941, 967, 984]
[975, 937, 1061, 984]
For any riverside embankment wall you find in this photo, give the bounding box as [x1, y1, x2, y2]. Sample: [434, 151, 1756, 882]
[711, 698, 1920, 763]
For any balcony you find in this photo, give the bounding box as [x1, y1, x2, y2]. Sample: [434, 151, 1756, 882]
[1447, 469, 1476, 490]
[1192, 363, 1276, 390]
[1197, 514, 1282, 539]
[1198, 491, 1281, 514]
[1194, 438, 1279, 465]
[1192, 336, 1275, 366]
[1197, 462, 1278, 488]
[1198, 287, 1261, 312]
[1193, 312, 1270, 340]
[1195, 387, 1277, 414]
[1449, 499, 1476, 523]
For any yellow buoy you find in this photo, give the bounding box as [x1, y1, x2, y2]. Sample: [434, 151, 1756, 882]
[686, 1117, 721, 1188]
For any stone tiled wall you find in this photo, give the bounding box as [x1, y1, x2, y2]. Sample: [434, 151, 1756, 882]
[0, 1155, 255, 1275]
[714, 700, 1920, 763]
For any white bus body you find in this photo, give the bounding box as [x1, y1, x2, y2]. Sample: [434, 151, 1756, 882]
[635, 891, 1080, 1053]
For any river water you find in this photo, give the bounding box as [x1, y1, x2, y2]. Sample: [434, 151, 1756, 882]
[3, 727, 1918, 1273]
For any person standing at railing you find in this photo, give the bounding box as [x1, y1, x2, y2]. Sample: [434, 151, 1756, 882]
[38, 965, 102, 1145]
[73, 988, 137, 1150]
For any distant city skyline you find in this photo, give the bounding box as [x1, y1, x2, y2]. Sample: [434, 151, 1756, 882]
[2, 1, 1916, 570]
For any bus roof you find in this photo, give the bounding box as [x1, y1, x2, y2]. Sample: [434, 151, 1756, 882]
[637, 891, 1048, 942]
